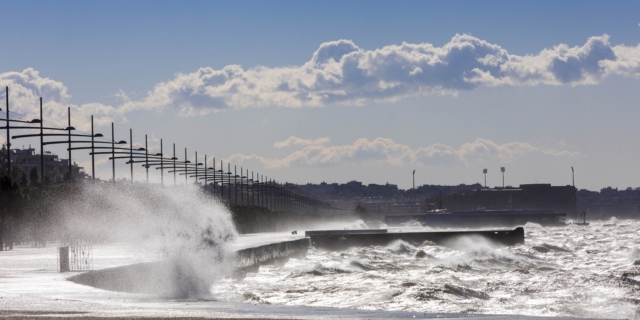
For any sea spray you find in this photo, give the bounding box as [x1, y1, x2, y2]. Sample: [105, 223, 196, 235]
[55, 182, 238, 298]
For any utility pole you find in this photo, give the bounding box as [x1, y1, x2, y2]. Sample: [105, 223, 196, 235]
[501, 167, 505, 188]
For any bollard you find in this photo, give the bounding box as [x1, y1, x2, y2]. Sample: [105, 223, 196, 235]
[58, 246, 70, 273]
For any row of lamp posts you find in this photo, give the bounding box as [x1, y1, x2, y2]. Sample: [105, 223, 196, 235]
[1, 87, 332, 214]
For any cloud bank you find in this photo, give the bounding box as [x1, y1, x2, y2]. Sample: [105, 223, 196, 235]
[228, 137, 579, 169]
[121, 34, 640, 115]
[2, 34, 640, 122]
[273, 136, 331, 148]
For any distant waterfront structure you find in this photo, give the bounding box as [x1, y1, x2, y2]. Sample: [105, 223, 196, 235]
[430, 184, 577, 218]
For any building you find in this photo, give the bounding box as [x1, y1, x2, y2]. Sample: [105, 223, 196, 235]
[0, 144, 86, 183]
[430, 184, 577, 218]
[577, 187, 640, 219]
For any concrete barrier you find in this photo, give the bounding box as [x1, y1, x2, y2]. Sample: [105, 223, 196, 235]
[307, 227, 525, 250]
[68, 238, 310, 294]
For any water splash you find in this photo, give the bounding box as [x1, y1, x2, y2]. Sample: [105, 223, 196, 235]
[56, 182, 237, 298]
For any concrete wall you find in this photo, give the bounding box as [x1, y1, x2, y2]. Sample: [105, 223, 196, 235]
[68, 238, 310, 294]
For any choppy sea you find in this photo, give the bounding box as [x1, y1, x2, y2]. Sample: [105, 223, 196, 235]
[212, 218, 640, 319]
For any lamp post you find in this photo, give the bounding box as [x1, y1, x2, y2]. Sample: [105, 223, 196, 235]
[111, 123, 115, 183]
[129, 129, 133, 182]
[572, 166, 576, 220]
[483, 168, 488, 188]
[219, 160, 224, 198]
[227, 163, 231, 203]
[4, 87, 9, 178]
[412, 169, 415, 190]
[145, 135, 149, 183]
[501, 167, 505, 188]
[213, 157, 216, 196]
[184, 148, 188, 185]
[39, 98, 43, 187]
[160, 139, 163, 185]
[571, 166, 574, 187]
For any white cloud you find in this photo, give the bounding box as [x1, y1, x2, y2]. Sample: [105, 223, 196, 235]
[117, 34, 640, 114]
[227, 137, 579, 169]
[0, 68, 122, 131]
[3, 34, 640, 120]
[273, 136, 331, 148]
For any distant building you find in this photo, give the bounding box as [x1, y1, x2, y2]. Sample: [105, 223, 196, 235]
[430, 184, 577, 218]
[0, 144, 86, 183]
[578, 187, 640, 219]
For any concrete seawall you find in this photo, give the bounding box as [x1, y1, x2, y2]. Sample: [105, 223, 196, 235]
[69, 238, 310, 294]
[307, 227, 525, 250]
[235, 237, 309, 269]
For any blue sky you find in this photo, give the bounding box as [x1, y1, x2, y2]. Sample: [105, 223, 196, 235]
[1, 1, 639, 190]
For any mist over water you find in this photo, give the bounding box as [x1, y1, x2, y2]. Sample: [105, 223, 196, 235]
[56, 182, 238, 298]
[213, 219, 640, 319]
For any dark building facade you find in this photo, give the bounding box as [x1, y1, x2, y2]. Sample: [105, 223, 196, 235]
[1, 145, 85, 183]
[431, 184, 577, 218]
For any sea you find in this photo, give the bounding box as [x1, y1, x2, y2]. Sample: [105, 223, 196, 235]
[212, 218, 640, 319]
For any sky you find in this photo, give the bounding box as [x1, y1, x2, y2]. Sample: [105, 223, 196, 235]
[1, 1, 639, 190]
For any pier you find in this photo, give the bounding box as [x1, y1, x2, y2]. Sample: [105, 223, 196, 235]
[306, 227, 525, 250]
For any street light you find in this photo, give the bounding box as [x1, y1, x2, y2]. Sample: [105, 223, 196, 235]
[412, 169, 415, 190]
[572, 166, 577, 221]
[501, 167, 505, 188]
[483, 168, 488, 188]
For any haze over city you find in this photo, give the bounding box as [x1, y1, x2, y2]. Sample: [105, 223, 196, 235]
[2, 1, 640, 190]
